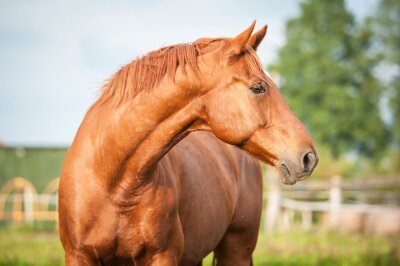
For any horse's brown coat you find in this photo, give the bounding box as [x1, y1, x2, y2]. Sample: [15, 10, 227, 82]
[59, 21, 318, 265]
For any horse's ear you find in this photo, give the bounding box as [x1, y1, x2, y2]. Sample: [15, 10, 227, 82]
[225, 20, 256, 56]
[248, 25, 268, 51]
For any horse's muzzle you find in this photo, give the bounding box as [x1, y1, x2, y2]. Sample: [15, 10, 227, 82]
[278, 150, 318, 185]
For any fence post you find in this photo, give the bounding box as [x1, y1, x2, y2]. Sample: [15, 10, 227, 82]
[329, 175, 342, 230]
[282, 209, 294, 231]
[302, 211, 312, 231]
[265, 169, 281, 235]
[23, 189, 34, 224]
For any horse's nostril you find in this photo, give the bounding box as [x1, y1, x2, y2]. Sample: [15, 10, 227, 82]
[302, 151, 316, 172]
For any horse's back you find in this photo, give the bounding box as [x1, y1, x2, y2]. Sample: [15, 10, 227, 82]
[160, 131, 263, 265]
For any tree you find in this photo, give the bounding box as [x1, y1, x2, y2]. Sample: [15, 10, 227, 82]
[372, 0, 400, 147]
[270, 0, 389, 158]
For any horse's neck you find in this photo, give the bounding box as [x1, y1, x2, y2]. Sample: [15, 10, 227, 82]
[79, 83, 201, 204]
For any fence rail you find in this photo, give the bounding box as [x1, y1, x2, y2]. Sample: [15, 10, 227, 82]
[0, 177, 59, 225]
[1, 175, 400, 235]
[264, 172, 400, 235]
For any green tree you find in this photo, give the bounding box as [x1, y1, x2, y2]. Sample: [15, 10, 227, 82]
[372, 0, 400, 147]
[270, 0, 389, 158]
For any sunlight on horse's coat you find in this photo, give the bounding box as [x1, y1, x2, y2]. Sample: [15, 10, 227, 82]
[58, 21, 318, 265]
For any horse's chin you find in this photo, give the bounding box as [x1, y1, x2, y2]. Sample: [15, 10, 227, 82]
[277, 163, 297, 185]
[276, 162, 311, 185]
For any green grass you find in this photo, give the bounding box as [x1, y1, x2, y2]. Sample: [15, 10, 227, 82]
[0, 225, 63, 266]
[0, 225, 398, 266]
[251, 231, 399, 266]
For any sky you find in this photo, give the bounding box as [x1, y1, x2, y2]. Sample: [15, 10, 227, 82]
[0, 0, 378, 147]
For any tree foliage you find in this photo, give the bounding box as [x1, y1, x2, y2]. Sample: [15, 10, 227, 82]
[372, 0, 400, 147]
[270, 0, 389, 158]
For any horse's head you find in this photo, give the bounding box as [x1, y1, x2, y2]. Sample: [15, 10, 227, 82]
[194, 21, 318, 184]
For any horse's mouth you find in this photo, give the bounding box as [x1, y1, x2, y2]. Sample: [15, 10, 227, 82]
[278, 163, 297, 185]
[278, 163, 310, 185]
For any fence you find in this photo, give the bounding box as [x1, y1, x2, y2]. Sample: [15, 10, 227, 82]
[264, 170, 400, 235]
[0, 177, 59, 224]
[1, 175, 400, 235]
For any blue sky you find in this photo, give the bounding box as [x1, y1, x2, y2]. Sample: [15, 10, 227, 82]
[0, 0, 378, 146]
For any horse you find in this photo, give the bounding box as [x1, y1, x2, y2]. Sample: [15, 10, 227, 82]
[58, 21, 318, 265]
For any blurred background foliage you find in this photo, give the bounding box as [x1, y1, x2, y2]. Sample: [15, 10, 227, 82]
[270, 0, 399, 179]
[0, 148, 65, 191]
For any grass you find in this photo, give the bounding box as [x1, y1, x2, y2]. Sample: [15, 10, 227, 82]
[251, 230, 399, 266]
[0, 225, 398, 266]
[0, 224, 63, 266]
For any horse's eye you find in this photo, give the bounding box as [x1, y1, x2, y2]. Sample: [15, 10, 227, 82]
[250, 83, 266, 94]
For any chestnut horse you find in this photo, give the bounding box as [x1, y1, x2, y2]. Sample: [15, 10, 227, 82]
[59, 21, 318, 265]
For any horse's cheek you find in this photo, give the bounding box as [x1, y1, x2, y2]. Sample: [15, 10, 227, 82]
[207, 109, 255, 144]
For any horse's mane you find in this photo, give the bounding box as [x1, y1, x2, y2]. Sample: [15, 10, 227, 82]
[95, 38, 266, 107]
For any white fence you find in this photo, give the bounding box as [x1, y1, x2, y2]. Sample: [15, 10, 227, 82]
[0, 177, 59, 224]
[1, 175, 400, 235]
[264, 172, 400, 235]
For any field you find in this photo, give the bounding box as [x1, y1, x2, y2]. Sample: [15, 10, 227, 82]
[0, 224, 398, 266]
